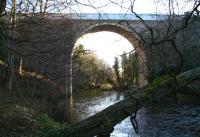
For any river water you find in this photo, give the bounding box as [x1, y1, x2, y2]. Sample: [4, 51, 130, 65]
[66, 90, 200, 137]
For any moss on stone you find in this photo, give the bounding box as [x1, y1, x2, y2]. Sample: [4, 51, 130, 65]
[138, 75, 173, 102]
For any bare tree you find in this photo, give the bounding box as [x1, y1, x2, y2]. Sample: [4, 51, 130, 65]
[1, 0, 200, 136]
[0, 0, 6, 15]
[126, 0, 200, 79]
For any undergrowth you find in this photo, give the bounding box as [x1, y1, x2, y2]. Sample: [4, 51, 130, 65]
[0, 88, 67, 137]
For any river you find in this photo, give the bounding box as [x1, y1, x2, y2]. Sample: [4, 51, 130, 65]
[66, 90, 200, 137]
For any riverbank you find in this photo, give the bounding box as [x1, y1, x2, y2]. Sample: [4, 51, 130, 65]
[1, 67, 200, 137]
[52, 67, 200, 137]
[1, 88, 200, 137]
[0, 88, 68, 137]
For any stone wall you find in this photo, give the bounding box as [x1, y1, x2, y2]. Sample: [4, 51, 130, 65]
[8, 16, 76, 91]
[5, 14, 200, 93]
[143, 16, 200, 80]
[9, 16, 152, 92]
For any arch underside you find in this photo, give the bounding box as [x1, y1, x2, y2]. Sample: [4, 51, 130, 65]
[70, 24, 148, 93]
[82, 24, 139, 48]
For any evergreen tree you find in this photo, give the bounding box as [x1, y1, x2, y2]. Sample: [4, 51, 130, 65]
[113, 57, 121, 88]
[121, 52, 129, 88]
[113, 51, 139, 90]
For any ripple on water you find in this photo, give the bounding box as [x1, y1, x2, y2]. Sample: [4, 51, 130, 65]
[135, 105, 200, 137]
[67, 91, 200, 137]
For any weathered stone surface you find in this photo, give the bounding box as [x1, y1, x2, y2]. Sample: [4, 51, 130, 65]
[4, 14, 200, 93]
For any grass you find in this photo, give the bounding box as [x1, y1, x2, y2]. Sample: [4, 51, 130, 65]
[0, 88, 67, 137]
[100, 83, 113, 91]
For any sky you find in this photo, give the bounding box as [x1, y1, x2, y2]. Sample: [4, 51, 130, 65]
[8, 0, 196, 15]
[61, 0, 195, 14]
[75, 31, 134, 66]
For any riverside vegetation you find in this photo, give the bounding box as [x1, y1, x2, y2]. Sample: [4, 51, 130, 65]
[1, 38, 200, 136]
[1, 1, 200, 136]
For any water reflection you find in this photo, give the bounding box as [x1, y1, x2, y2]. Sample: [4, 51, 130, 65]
[66, 90, 200, 137]
[66, 90, 124, 123]
[66, 95, 76, 123]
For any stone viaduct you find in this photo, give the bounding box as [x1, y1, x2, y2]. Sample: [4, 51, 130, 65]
[9, 13, 200, 94]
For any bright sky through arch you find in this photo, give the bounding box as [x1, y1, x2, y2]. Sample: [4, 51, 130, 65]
[75, 31, 134, 66]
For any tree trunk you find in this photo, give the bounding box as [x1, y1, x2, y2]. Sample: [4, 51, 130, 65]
[8, 54, 14, 91]
[50, 98, 140, 137]
[0, 0, 6, 15]
[50, 67, 200, 137]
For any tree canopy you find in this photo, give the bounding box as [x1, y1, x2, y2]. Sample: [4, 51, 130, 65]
[72, 44, 115, 91]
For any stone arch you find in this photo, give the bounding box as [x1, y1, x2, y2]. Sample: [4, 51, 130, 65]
[69, 23, 148, 94]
